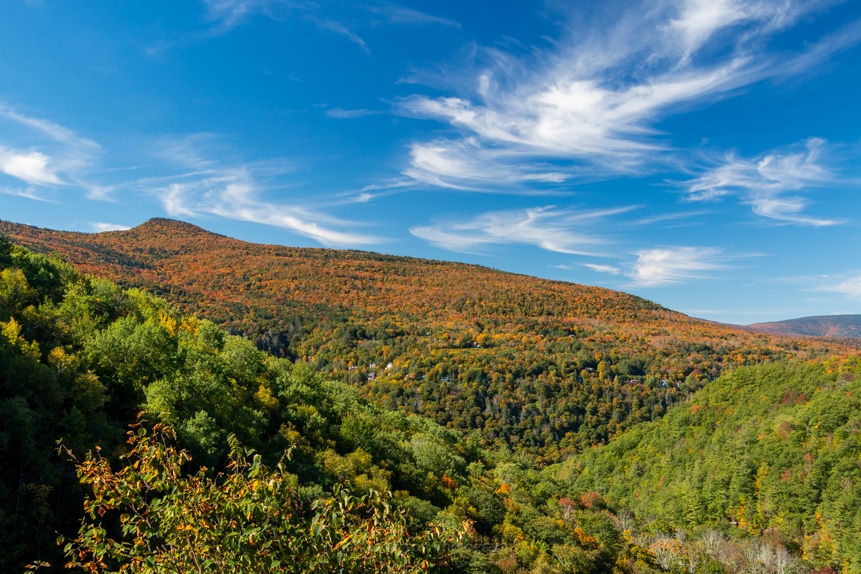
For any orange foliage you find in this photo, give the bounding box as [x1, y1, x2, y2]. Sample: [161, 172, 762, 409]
[2, 218, 855, 463]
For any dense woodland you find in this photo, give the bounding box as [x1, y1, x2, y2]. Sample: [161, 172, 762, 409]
[1, 218, 853, 465]
[1, 224, 860, 572]
[563, 361, 861, 571]
[0, 237, 674, 573]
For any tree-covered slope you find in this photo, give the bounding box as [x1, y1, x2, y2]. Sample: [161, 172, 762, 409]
[1, 218, 854, 463]
[0, 238, 468, 571]
[560, 360, 861, 572]
[748, 315, 861, 339]
[1, 237, 667, 574]
[4, 233, 859, 572]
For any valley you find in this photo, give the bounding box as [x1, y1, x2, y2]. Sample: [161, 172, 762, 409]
[1, 218, 852, 462]
[1, 222, 859, 573]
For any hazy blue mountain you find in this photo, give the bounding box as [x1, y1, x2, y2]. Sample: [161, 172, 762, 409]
[748, 314, 861, 338]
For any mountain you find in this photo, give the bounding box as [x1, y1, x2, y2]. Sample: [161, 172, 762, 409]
[1, 218, 855, 463]
[3, 235, 748, 574]
[1, 240, 645, 573]
[3, 227, 858, 572]
[748, 314, 861, 339]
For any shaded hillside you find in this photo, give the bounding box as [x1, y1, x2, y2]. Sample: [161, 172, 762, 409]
[560, 359, 861, 572]
[748, 314, 861, 339]
[1, 218, 854, 462]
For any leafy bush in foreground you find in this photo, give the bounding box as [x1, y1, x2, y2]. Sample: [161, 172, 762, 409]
[55, 422, 464, 573]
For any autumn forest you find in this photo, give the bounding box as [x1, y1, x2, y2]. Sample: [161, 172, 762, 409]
[1, 218, 859, 573]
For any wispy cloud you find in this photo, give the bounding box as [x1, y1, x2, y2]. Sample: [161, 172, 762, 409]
[410, 206, 630, 255]
[368, 3, 459, 27]
[682, 138, 843, 225]
[819, 274, 861, 297]
[204, 0, 256, 25]
[336, 178, 417, 203]
[397, 0, 859, 189]
[313, 17, 370, 53]
[0, 147, 63, 186]
[145, 136, 382, 247]
[631, 210, 710, 226]
[404, 139, 590, 191]
[412, 204, 748, 287]
[0, 104, 101, 153]
[202, 0, 290, 34]
[584, 263, 622, 275]
[0, 185, 54, 202]
[0, 104, 103, 197]
[91, 222, 132, 232]
[628, 246, 729, 286]
[201, 0, 457, 51]
[152, 169, 382, 246]
[326, 107, 383, 119]
[358, 178, 415, 193]
[770, 17, 861, 77]
[405, 140, 496, 190]
[200, 0, 373, 52]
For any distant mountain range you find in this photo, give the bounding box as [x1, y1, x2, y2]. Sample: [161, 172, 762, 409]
[747, 314, 861, 339]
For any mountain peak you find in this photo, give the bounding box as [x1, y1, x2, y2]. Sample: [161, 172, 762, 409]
[132, 218, 217, 236]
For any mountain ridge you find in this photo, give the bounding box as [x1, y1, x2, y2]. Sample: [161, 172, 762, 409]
[747, 314, 861, 339]
[97, 217, 658, 293]
[1, 217, 855, 462]
[7, 224, 856, 572]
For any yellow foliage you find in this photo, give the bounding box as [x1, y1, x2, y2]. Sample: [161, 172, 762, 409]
[159, 312, 178, 337]
[48, 346, 70, 371]
[179, 316, 200, 337]
[255, 384, 279, 412]
[2, 317, 22, 344]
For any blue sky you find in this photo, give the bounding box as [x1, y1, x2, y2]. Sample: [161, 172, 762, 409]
[1, 0, 860, 324]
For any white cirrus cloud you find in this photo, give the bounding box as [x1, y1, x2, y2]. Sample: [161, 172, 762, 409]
[0, 185, 53, 202]
[0, 104, 101, 154]
[144, 137, 382, 247]
[152, 170, 382, 247]
[326, 107, 383, 119]
[201, 1, 371, 51]
[663, 0, 813, 62]
[0, 147, 63, 186]
[410, 206, 633, 255]
[367, 3, 459, 27]
[397, 0, 859, 188]
[682, 138, 843, 225]
[628, 246, 729, 286]
[203, 0, 276, 32]
[404, 139, 595, 191]
[337, 178, 417, 204]
[819, 274, 861, 297]
[202, 0, 457, 49]
[584, 263, 622, 275]
[91, 222, 132, 232]
[312, 17, 370, 53]
[0, 104, 103, 196]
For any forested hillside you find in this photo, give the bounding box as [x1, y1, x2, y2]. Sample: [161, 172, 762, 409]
[560, 360, 861, 572]
[748, 315, 861, 339]
[0, 237, 458, 570]
[3, 234, 859, 572]
[1, 218, 854, 464]
[0, 238, 667, 573]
